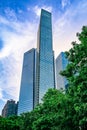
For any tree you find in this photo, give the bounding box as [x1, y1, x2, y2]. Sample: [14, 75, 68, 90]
[32, 89, 76, 130]
[19, 109, 41, 130]
[17, 89, 70, 130]
[61, 26, 87, 129]
[0, 116, 20, 130]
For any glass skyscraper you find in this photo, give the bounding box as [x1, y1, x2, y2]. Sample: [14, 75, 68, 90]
[35, 9, 55, 105]
[18, 9, 55, 114]
[18, 48, 36, 115]
[56, 52, 68, 90]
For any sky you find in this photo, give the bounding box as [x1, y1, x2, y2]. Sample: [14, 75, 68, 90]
[0, 0, 87, 115]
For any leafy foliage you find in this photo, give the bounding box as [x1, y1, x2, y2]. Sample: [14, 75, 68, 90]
[60, 26, 87, 129]
[0, 116, 20, 130]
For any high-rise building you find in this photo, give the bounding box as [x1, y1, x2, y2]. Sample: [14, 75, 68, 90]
[18, 9, 55, 114]
[18, 48, 36, 115]
[56, 52, 68, 90]
[35, 9, 55, 105]
[2, 99, 18, 117]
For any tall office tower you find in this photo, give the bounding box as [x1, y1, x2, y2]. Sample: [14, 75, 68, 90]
[35, 9, 55, 106]
[2, 99, 18, 117]
[56, 52, 68, 90]
[18, 48, 36, 115]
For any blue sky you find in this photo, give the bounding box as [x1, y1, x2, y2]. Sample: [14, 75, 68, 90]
[0, 0, 87, 115]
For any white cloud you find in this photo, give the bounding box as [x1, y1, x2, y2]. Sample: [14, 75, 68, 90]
[0, 15, 9, 25]
[18, 9, 23, 14]
[33, 5, 52, 16]
[0, 88, 3, 99]
[61, 0, 70, 8]
[4, 7, 17, 21]
[0, 87, 7, 102]
[53, 0, 87, 57]
[0, 12, 37, 104]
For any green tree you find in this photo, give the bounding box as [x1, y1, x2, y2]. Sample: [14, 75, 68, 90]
[17, 89, 68, 130]
[19, 109, 40, 130]
[32, 89, 76, 130]
[0, 116, 20, 130]
[61, 26, 87, 129]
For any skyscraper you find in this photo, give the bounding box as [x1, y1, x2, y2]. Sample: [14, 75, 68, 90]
[35, 9, 55, 105]
[18, 48, 36, 115]
[56, 52, 68, 90]
[18, 9, 55, 114]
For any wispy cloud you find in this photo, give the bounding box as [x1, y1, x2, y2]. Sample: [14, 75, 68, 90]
[61, 0, 70, 8]
[53, 0, 87, 57]
[0, 88, 3, 100]
[0, 8, 37, 105]
[4, 7, 17, 21]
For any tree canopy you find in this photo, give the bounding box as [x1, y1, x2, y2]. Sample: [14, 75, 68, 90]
[60, 26, 87, 129]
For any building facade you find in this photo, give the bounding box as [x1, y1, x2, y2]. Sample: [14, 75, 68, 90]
[2, 99, 18, 117]
[35, 9, 55, 105]
[18, 48, 36, 115]
[56, 52, 68, 90]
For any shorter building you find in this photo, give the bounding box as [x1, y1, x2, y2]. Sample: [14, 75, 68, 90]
[56, 52, 69, 90]
[18, 48, 36, 115]
[2, 99, 18, 117]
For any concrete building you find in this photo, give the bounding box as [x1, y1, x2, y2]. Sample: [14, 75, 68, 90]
[2, 99, 18, 117]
